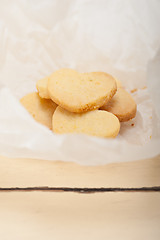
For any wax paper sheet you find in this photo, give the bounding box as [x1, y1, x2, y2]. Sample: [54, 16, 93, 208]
[0, 0, 160, 165]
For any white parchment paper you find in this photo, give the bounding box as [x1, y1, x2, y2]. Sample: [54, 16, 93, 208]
[0, 0, 160, 165]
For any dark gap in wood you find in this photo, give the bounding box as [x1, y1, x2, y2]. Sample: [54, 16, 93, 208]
[0, 186, 160, 193]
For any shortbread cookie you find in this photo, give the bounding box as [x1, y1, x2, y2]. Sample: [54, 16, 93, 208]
[52, 106, 120, 138]
[100, 88, 137, 122]
[20, 92, 57, 129]
[48, 69, 117, 113]
[36, 76, 50, 99]
[92, 72, 122, 88]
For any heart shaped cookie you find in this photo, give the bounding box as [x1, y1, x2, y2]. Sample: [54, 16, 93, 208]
[91, 72, 122, 88]
[100, 88, 137, 122]
[36, 76, 50, 99]
[52, 106, 120, 138]
[20, 92, 57, 129]
[48, 69, 117, 113]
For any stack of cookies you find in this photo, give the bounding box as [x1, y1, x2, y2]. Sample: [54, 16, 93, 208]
[20, 69, 137, 138]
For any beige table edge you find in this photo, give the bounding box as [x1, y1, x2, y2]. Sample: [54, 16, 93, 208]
[0, 191, 160, 240]
[0, 155, 160, 188]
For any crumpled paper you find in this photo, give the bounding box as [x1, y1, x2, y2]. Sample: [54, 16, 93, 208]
[0, 0, 160, 165]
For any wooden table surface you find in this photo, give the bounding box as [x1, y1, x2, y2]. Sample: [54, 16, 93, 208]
[0, 155, 160, 240]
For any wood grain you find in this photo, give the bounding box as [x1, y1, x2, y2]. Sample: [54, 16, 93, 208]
[0, 191, 160, 240]
[0, 155, 160, 188]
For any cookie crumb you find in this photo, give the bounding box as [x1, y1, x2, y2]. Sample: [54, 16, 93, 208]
[142, 86, 147, 90]
[131, 123, 134, 126]
[130, 88, 137, 93]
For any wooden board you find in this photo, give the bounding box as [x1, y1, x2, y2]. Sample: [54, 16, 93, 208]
[0, 155, 160, 188]
[0, 191, 160, 240]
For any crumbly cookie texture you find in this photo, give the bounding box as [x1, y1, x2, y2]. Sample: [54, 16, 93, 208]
[48, 68, 117, 113]
[36, 76, 50, 99]
[52, 106, 120, 138]
[91, 72, 122, 88]
[20, 92, 57, 129]
[100, 88, 137, 122]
